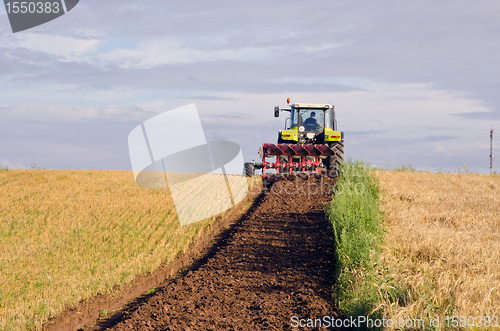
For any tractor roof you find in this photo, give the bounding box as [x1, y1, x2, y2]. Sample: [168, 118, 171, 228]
[290, 103, 333, 109]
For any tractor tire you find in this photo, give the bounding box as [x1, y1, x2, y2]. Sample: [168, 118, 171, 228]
[323, 148, 342, 169]
[244, 162, 255, 177]
[335, 142, 345, 154]
[323, 156, 338, 175]
[331, 155, 342, 165]
[323, 141, 344, 178]
[334, 149, 344, 159]
[332, 141, 345, 160]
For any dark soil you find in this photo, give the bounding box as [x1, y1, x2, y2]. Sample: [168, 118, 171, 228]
[88, 176, 346, 331]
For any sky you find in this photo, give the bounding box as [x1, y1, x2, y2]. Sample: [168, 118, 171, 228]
[1, 0, 499, 173]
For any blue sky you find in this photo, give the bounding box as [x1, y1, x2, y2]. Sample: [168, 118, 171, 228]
[1, 0, 499, 172]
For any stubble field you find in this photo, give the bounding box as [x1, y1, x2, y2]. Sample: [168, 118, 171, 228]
[0, 169, 251, 331]
[376, 171, 500, 327]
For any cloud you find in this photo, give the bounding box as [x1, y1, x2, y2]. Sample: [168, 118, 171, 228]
[2, 0, 500, 173]
[453, 111, 500, 121]
[5, 140, 124, 169]
[0, 104, 156, 123]
[178, 95, 236, 101]
[0, 158, 27, 169]
[8, 33, 101, 61]
[0, 119, 138, 170]
[201, 112, 256, 127]
[99, 39, 285, 69]
[345, 130, 387, 136]
[423, 135, 460, 142]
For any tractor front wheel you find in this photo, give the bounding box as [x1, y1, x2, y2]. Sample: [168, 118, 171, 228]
[244, 162, 255, 177]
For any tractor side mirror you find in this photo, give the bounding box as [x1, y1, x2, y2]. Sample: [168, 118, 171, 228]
[274, 106, 279, 117]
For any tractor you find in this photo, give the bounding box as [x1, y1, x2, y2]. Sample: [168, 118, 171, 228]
[245, 99, 344, 184]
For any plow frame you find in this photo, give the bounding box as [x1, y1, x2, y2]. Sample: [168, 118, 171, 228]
[260, 143, 333, 179]
[261, 155, 322, 178]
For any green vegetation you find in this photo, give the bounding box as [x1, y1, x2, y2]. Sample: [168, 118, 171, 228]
[145, 287, 156, 294]
[327, 158, 389, 322]
[394, 164, 416, 172]
[30, 159, 40, 170]
[328, 163, 500, 329]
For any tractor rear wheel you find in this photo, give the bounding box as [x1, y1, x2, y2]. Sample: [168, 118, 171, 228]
[332, 141, 345, 160]
[323, 141, 344, 177]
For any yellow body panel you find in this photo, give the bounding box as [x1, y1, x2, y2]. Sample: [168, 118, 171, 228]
[279, 127, 342, 142]
[279, 128, 298, 141]
[324, 128, 342, 142]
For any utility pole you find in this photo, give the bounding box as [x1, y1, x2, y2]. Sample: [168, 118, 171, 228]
[490, 124, 494, 174]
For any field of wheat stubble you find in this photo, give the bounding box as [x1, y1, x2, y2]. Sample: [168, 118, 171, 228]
[376, 171, 500, 325]
[0, 169, 250, 331]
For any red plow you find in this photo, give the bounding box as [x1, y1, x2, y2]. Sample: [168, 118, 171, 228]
[258, 143, 339, 185]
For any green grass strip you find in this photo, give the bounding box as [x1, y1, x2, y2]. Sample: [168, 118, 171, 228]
[327, 158, 385, 321]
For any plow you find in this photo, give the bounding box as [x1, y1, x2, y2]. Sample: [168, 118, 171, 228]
[245, 99, 345, 187]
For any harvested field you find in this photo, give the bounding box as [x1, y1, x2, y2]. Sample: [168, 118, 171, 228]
[376, 171, 500, 325]
[87, 176, 346, 331]
[0, 170, 252, 331]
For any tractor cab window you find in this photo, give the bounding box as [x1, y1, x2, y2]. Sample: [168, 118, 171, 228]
[289, 108, 298, 129]
[324, 108, 334, 129]
[294, 108, 324, 132]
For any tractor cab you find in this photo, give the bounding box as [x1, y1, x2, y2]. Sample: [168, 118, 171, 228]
[289, 104, 335, 131]
[275, 102, 339, 145]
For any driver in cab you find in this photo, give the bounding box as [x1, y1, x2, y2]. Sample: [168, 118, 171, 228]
[303, 112, 322, 131]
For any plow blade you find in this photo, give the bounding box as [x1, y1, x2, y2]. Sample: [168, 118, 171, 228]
[315, 145, 335, 156]
[263, 143, 298, 156]
[277, 144, 295, 156]
[303, 145, 322, 156]
[290, 144, 308, 157]
[263, 143, 336, 157]
[263, 143, 283, 156]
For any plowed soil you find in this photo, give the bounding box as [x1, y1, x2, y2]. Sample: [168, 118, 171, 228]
[89, 177, 346, 331]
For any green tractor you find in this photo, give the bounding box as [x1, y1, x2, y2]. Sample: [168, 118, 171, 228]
[247, 99, 344, 181]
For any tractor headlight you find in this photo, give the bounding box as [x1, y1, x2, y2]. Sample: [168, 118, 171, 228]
[306, 132, 315, 139]
[299, 126, 305, 132]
